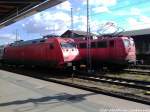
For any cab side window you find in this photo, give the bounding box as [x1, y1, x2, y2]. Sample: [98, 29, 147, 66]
[97, 41, 107, 48]
[109, 40, 114, 48]
[79, 43, 87, 48]
[91, 42, 96, 48]
[3, 48, 6, 53]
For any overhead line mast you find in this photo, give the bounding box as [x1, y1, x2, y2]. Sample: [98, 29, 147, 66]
[71, 7, 74, 38]
[87, 0, 92, 72]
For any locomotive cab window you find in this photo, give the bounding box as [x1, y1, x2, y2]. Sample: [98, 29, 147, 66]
[97, 41, 107, 48]
[91, 42, 96, 48]
[69, 43, 77, 48]
[123, 39, 130, 47]
[32, 41, 36, 44]
[3, 48, 6, 53]
[109, 40, 114, 48]
[79, 43, 87, 48]
[130, 39, 135, 46]
[61, 42, 76, 48]
[40, 40, 45, 42]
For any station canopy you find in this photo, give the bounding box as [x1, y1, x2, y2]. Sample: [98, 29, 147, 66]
[0, 0, 66, 28]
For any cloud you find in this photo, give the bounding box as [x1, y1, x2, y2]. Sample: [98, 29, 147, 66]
[0, 34, 21, 45]
[128, 18, 138, 25]
[140, 15, 150, 23]
[0, 34, 20, 40]
[22, 10, 97, 35]
[82, 0, 117, 6]
[90, 20, 102, 34]
[127, 16, 150, 30]
[56, 1, 72, 11]
[22, 11, 71, 35]
[92, 6, 110, 13]
[74, 15, 88, 31]
[130, 8, 141, 15]
[81, 0, 117, 16]
[114, 7, 141, 16]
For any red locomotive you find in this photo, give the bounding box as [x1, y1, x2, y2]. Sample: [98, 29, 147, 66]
[1, 37, 79, 68]
[75, 36, 136, 69]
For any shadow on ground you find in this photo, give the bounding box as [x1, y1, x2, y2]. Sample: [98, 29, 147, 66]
[0, 93, 96, 107]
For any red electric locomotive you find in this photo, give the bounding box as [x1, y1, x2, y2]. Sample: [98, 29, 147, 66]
[2, 37, 79, 68]
[76, 36, 136, 69]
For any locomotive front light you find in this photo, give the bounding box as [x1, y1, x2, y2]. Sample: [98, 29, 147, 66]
[67, 62, 72, 67]
[73, 49, 79, 55]
[63, 51, 69, 57]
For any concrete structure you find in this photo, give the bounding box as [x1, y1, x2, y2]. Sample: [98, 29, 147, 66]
[0, 0, 66, 28]
[0, 69, 149, 112]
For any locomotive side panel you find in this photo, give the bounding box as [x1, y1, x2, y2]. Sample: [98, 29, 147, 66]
[114, 38, 126, 61]
[46, 39, 64, 67]
[22, 43, 47, 65]
[93, 40, 109, 61]
[108, 39, 116, 60]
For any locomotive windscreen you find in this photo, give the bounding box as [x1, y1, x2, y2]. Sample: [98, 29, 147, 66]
[123, 38, 134, 47]
[130, 38, 135, 46]
[61, 42, 76, 48]
[123, 39, 130, 47]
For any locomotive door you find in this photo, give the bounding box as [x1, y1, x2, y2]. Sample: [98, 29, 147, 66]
[46, 43, 56, 66]
[116, 39, 125, 60]
[109, 40, 116, 60]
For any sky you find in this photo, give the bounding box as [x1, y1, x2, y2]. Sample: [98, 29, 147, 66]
[0, 0, 150, 45]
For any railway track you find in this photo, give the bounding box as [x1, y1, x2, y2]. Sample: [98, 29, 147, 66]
[1, 65, 150, 90]
[124, 69, 150, 75]
[133, 65, 150, 70]
[39, 77, 150, 105]
[74, 71, 150, 91]
[23, 71, 150, 105]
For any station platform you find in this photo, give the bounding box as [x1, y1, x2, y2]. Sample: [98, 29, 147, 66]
[0, 69, 149, 112]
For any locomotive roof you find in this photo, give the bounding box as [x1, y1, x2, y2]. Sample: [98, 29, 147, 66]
[9, 36, 75, 47]
[9, 37, 58, 47]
